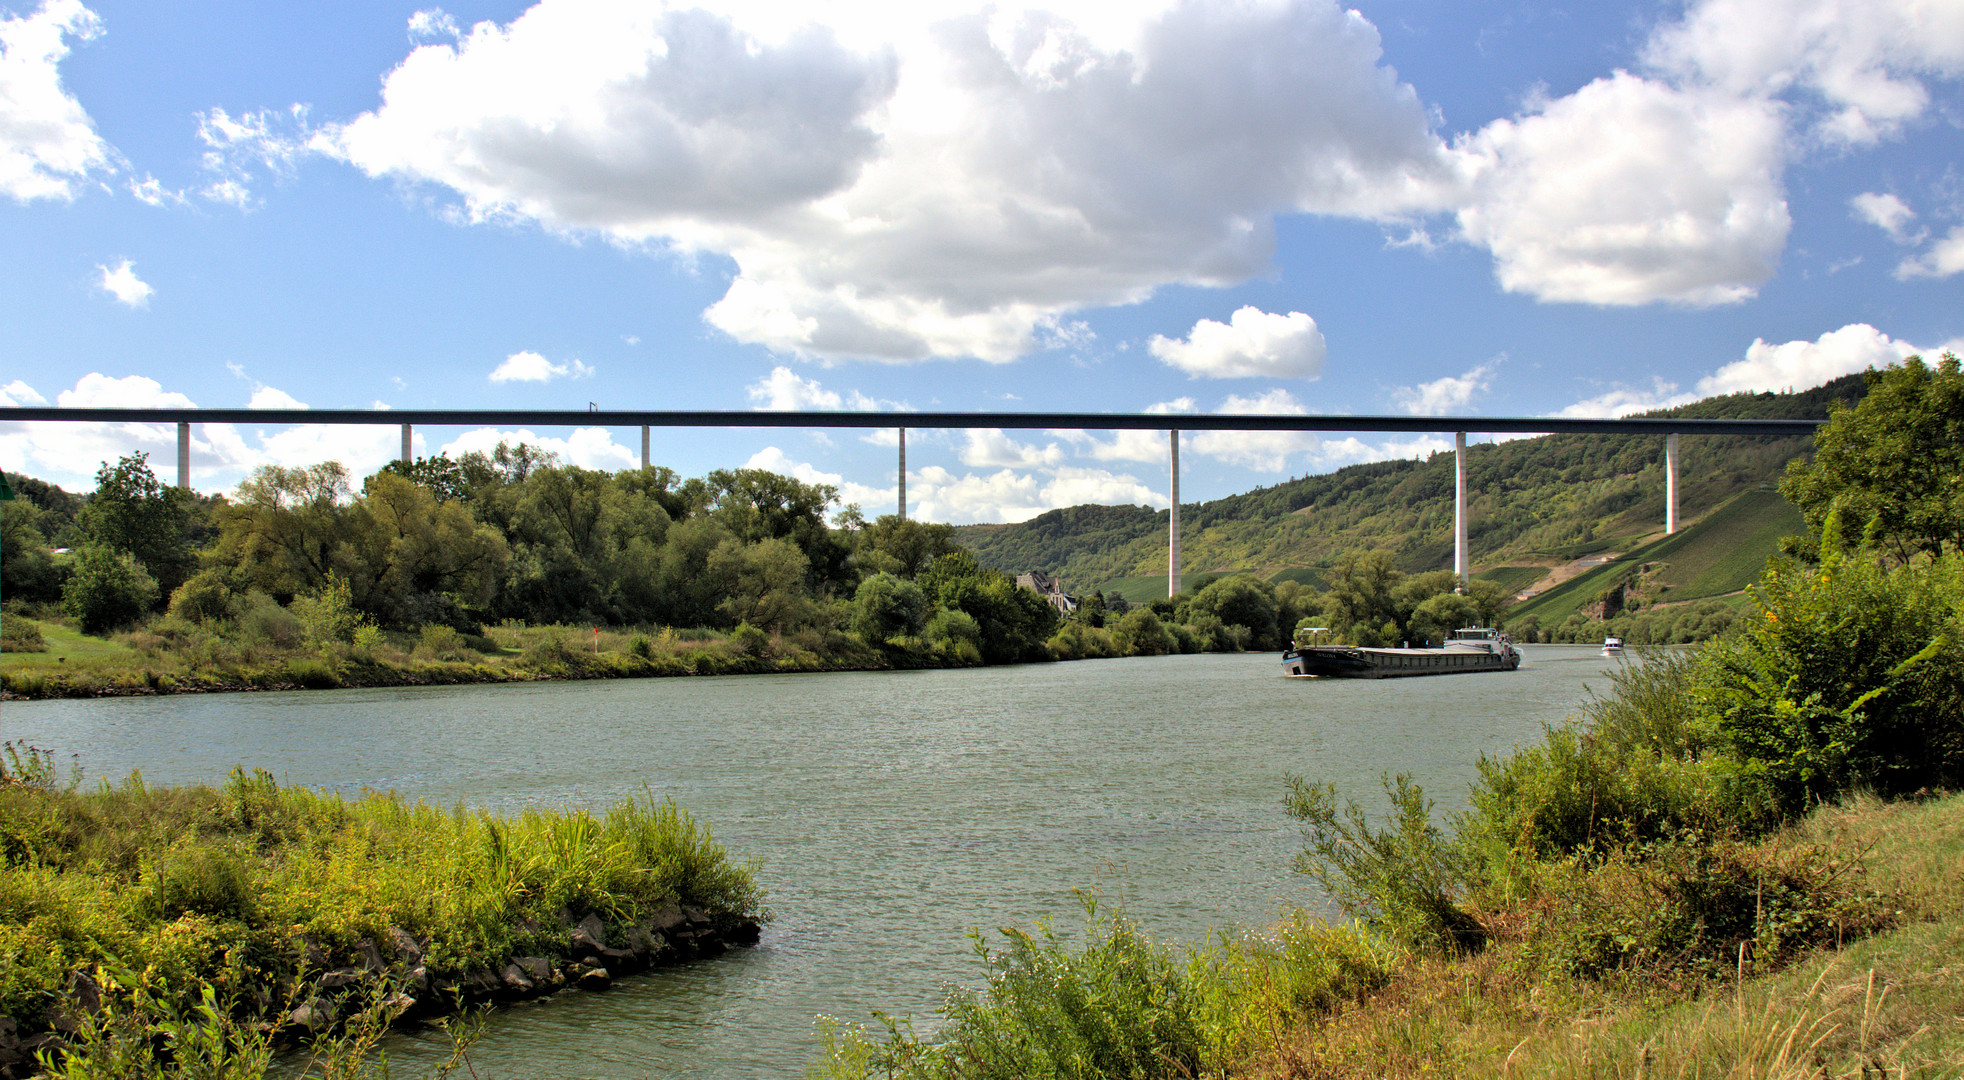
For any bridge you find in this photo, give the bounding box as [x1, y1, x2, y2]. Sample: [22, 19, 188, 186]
[2, 406, 1823, 597]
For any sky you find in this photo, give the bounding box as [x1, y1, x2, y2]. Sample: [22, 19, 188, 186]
[2, 0, 1961, 523]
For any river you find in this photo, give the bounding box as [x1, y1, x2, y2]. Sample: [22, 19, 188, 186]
[4, 645, 1624, 1077]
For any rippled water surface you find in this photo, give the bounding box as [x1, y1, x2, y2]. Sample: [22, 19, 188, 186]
[6, 646, 1624, 1077]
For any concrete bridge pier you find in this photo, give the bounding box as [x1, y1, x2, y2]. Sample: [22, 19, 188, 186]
[1665, 432, 1679, 534]
[641, 425, 650, 469]
[898, 427, 907, 521]
[1454, 431, 1468, 591]
[401, 423, 412, 466]
[1169, 429, 1181, 597]
[176, 422, 190, 489]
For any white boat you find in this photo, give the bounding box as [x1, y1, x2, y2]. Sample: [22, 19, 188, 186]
[1600, 636, 1624, 657]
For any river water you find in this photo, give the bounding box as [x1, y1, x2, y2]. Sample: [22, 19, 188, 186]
[4, 645, 1623, 1077]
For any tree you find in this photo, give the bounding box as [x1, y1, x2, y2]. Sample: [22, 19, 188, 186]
[1781, 354, 1964, 562]
[210, 463, 355, 599]
[854, 515, 960, 579]
[1187, 575, 1280, 649]
[851, 572, 929, 645]
[1, 500, 62, 604]
[79, 453, 194, 597]
[62, 545, 160, 634]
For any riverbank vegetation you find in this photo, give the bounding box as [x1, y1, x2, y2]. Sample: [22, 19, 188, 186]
[811, 362, 1964, 1078]
[0, 751, 763, 1076]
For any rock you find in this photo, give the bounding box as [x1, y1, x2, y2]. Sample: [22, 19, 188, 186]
[598, 945, 637, 969]
[575, 967, 612, 992]
[731, 920, 763, 945]
[296, 935, 332, 971]
[628, 919, 668, 957]
[646, 903, 686, 934]
[513, 956, 554, 983]
[465, 968, 502, 1000]
[66, 971, 103, 1018]
[351, 992, 417, 1027]
[387, 927, 423, 964]
[318, 968, 362, 990]
[499, 964, 534, 994]
[353, 937, 387, 972]
[289, 996, 337, 1031]
[683, 906, 711, 928]
[406, 964, 431, 994]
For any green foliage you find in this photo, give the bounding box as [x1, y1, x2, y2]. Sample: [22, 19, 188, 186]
[1696, 541, 1964, 811]
[1782, 354, 1964, 562]
[78, 453, 196, 597]
[62, 544, 161, 634]
[1109, 607, 1177, 657]
[1, 612, 47, 653]
[1185, 574, 1280, 650]
[167, 569, 239, 624]
[1284, 774, 1483, 953]
[1521, 834, 1895, 981]
[850, 573, 929, 646]
[288, 573, 367, 646]
[0, 771, 764, 1034]
[2, 499, 64, 604]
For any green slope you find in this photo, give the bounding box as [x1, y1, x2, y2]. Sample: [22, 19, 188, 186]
[1507, 487, 1806, 625]
[951, 377, 1853, 595]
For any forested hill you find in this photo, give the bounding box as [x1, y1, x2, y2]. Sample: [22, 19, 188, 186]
[953, 375, 1867, 594]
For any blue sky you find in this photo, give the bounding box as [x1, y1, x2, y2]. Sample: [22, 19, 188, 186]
[2, 0, 1961, 522]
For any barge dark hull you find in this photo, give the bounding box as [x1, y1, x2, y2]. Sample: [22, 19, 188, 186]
[1281, 645, 1519, 679]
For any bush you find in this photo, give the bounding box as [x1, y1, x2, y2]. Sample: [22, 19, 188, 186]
[730, 622, 770, 659]
[167, 569, 239, 624]
[924, 608, 983, 662]
[1284, 774, 1484, 953]
[289, 573, 366, 646]
[1111, 608, 1178, 657]
[61, 545, 161, 634]
[1697, 541, 1964, 810]
[1, 614, 46, 653]
[850, 573, 929, 646]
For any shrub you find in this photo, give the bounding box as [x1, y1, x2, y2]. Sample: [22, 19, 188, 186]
[289, 573, 366, 646]
[1284, 774, 1483, 953]
[1111, 608, 1177, 657]
[850, 573, 929, 646]
[1, 615, 46, 653]
[627, 633, 654, 659]
[414, 623, 469, 661]
[60, 545, 160, 634]
[924, 608, 983, 661]
[167, 569, 239, 624]
[1697, 541, 1964, 810]
[236, 592, 303, 650]
[730, 622, 770, 659]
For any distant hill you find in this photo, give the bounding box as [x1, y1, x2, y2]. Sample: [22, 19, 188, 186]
[953, 376, 1861, 600]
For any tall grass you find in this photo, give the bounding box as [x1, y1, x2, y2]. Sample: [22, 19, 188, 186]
[0, 766, 765, 1036]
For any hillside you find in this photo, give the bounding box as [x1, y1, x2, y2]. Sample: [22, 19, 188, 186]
[954, 377, 1861, 596]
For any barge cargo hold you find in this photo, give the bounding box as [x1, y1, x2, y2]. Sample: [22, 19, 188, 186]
[1282, 627, 1522, 679]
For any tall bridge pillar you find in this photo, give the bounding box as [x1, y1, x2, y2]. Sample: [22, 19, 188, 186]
[1665, 432, 1679, 534]
[641, 425, 650, 470]
[1454, 431, 1468, 591]
[1169, 429, 1181, 597]
[897, 427, 907, 520]
[400, 423, 412, 466]
[176, 422, 190, 489]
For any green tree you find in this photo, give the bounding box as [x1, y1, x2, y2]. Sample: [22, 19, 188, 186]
[1326, 549, 1401, 643]
[209, 463, 354, 600]
[62, 544, 161, 634]
[854, 514, 960, 579]
[1, 499, 62, 604]
[79, 453, 194, 597]
[851, 572, 929, 645]
[1186, 575, 1280, 649]
[1781, 354, 1964, 562]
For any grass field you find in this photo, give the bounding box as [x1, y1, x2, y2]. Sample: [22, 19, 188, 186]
[1471, 565, 1544, 594]
[0, 616, 142, 668]
[1096, 571, 1235, 603]
[1507, 487, 1805, 626]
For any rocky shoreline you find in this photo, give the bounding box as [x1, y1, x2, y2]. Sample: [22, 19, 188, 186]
[0, 903, 763, 1078]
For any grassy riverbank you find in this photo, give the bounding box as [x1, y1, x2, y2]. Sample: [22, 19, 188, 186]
[0, 613, 904, 700]
[0, 751, 765, 1075]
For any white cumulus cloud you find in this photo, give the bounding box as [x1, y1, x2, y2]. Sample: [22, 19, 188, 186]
[441, 426, 635, 470]
[1397, 360, 1498, 416]
[1850, 191, 1920, 241]
[744, 366, 900, 411]
[1644, 0, 1964, 148]
[0, 0, 110, 202]
[0, 379, 47, 406]
[1149, 306, 1327, 379]
[488, 350, 594, 383]
[1453, 74, 1790, 307]
[1895, 225, 1964, 280]
[96, 259, 152, 307]
[323, 0, 1457, 363]
[744, 445, 892, 508]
